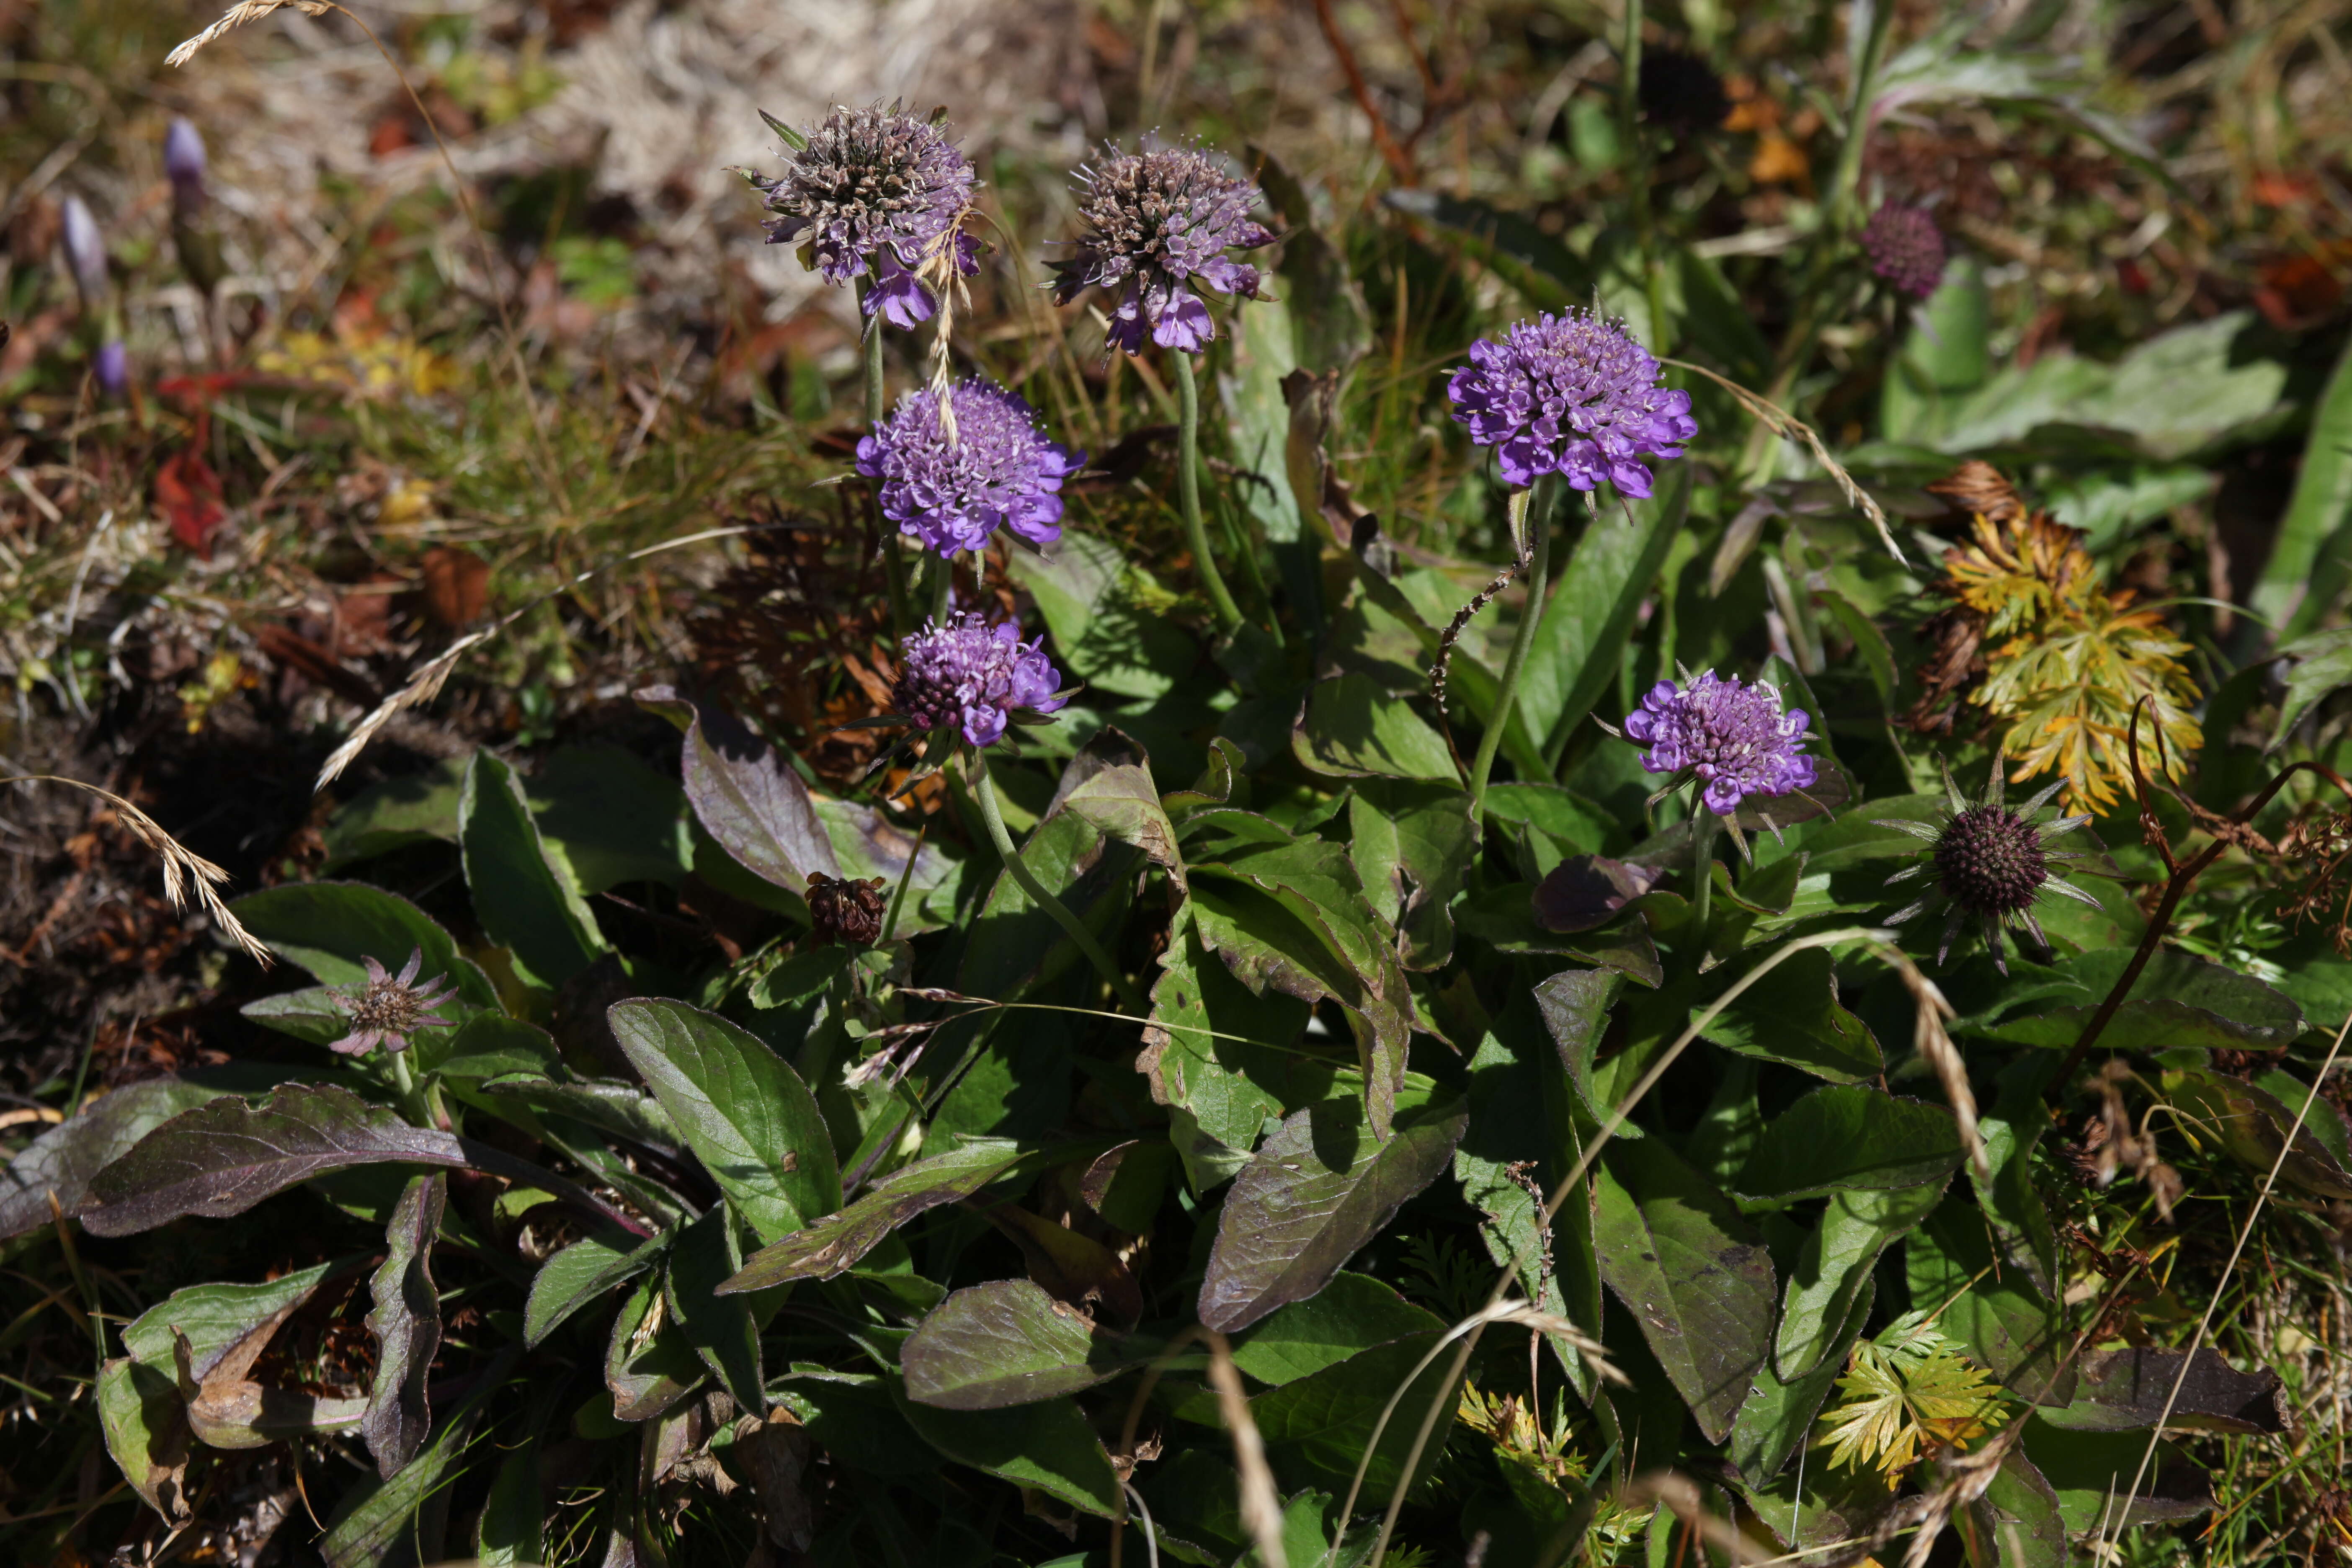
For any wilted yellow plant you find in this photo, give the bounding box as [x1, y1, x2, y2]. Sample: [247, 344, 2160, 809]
[1816, 1313, 2010, 1485]
[1938, 503, 2200, 814]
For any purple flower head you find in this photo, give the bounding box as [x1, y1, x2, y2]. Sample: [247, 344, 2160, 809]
[894, 612, 1069, 749]
[1048, 142, 1272, 356]
[753, 103, 980, 328]
[1447, 311, 1695, 496]
[165, 118, 208, 219]
[856, 379, 1085, 556]
[328, 948, 458, 1056]
[60, 196, 107, 311]
[1863, 203, 1947, 300]
[1622, 671, 1816, 817]
[94, 340, 127, 399]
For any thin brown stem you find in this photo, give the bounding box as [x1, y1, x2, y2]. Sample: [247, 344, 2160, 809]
[1312, 0, 1417, 185]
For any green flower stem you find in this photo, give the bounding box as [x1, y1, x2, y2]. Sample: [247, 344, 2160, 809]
[966, 751, 1146, 1012]
[387, 1045, 436, 1129]
[857, 289, 911, 638]
[926, 549, 953, 622]
[1172, 350, 1246, 633]
[1618, 0, 1671, 352]
[1691, 800, 1719, 935]
[1467, 482, 1556, 823]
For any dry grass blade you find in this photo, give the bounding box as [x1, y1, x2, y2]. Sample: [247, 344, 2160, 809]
[1205, 1331, 1287, 1568]
[313, 524, 757, 790]
[1887, 952, 1988, 1181]
[1618, 1472, 1768, 1565]
[165, 0, 329, 67]
[1663, 358, 1906, 567]
[3, 775, 271, 967]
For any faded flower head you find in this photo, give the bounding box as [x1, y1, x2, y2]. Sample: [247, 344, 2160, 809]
[1876, 761, 2104, 973]
[1048, 142, 1273, 355]
[1448, 311, 1695, 495]
[1863, 203, 1948, 300]
[329, 947, 458, 1056]
[60, 196, 107, 310]
[1623, 671, 1816, 818]
[1638, 48, 1730, 136]
[894, 612, 1068, 749]
[856, 379, 1085, 556]
[753, 103, 979, 329]
[165, 118, 207, 218]
[807, 872, 890, 946]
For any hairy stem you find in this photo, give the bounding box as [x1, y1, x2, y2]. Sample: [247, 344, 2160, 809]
[1173, 351, 1246, 633]
[967, 752, 1145, 1012]
[1691, 801, 1719, 934]
[1467, 483, 1554, 821]
[859, 291, 911, 638]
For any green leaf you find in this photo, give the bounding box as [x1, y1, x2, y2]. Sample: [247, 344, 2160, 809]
[98, 1355, 192, 1522]
[320, 1347, 514, 1568]
[607, 999, 841, 1244]
[1908, 1199, 2075, 1405]
[1140, 905, 1318, 1158]
[230, 882, 497, 1007]
[2267, 627, 2352, 747]
[1696, 948, 1882, 1083]
[903, 1279, 1142, 1409]
[1517, 463, 1692, 759]
[1248, 1331, 1465, 1498]
[1227, 1271, 1444, 1385]
[1970, 1449, 2070, 1568]
[120, 1259, 361, 1372]
[774, 1374, 939, 1477]
[1881, 258, 1992, 440]
[1730, 1278, 1874, 1485]
[2261, 333, 2352, 635]
[2164, 1068, 2352, 1199]
[1292, 672, 1460, 781]
[474, 1072, 680, 1156]
[1534, 967, 1622, 1129]
[430, 1014, 562, 1080]
[1007, 531, 1198, 701]
[474, 1440, 544, 1568]
[524, 743, 694, 893]
[665, 1206, 764, 1410]
[898, 1391, 1123, 1517]
[524, 1231, 663, 1347]
[1978, 946, 2303, 1053]
[1974, 1060, 2061, 1298]
[1347, 779, 1476, 969]
[1199, 1093, 1469, 1332]
[606, 1271, 702, 1422]
[2018, 1417, 2213, 1534]
[721, 1139, 1036, 1293]
[1734, 1086, 1964, 1203]
[1774, 1183, 1946, 1381]
[1380, 189, 1593, 309]
[322, 756, 464, 868]
[1591, 1137, 1777, 1444]
[361, 1173, 445, 1477]
[459, 749, 607, 988]
[0, 1076, 239, 1240]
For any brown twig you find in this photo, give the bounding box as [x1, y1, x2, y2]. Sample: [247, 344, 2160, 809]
[1310, 0, 1417, 184]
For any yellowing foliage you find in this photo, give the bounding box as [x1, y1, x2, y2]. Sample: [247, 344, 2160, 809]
[1815, 1314, 2009, 1485]
[256, 328, 459, 400]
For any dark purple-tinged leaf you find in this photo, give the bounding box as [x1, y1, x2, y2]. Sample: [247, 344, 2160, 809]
[1226, 1271, 1443, 1385]
[168, 1299, 367, 1450]
[1908, 1199, 2076, 1406]
[475, 1071, 680, 1157]
[895, 1390, 1123, 1517]
[231, 881, 498, 1007]
[320, 1346, 518, 1568]
[1963, 1449, 2069, 1568]
[1534, 967, 1621, 1127]
[2021, 1418, 2213, 1534]
[1697, 948, 1883, 1084]
[525, 1231, 665, 1348]
[1534, 855, 1663, 934]
[1591, 1137, 1777, 1444]
[362, 1174, 445, 1477]
[1730, 1279, 1874, 1484]
[606, 1272, 702, 1423]
[1348, 778, 1477, 969]
[459, 749, 607, 988]
[1774, 1181, 1946, 1381]
[1055, 745, 1185, 890]
[607, 999, 840, 1244]
[0, 1077, 236, 1240]
[720, 1139, 1033, 1294]
[637, 685, 839, 896]
[98, 1356, 192, 1522]
[2042, 1348, 2284, 1435]
[1733, 1085, 1963, 1203]
[120, 1259, 364, 1373]
[903, 1279, 1142, 1409]
[1457, 884, 1665, 986]
[1198, 1093, 1468, 1333]
[2163, 1067, 2352, 1199]
[665, 1206, 764, 1411]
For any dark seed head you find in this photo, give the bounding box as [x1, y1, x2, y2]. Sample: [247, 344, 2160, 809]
[807, 873, 890, 946]
[1932, 805, 2048, 916]
[1637, 48, 1730, 136]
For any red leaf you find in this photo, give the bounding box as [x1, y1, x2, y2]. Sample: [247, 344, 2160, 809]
[156, 448, 226, 558]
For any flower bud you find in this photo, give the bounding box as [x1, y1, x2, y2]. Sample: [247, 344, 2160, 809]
[60, 196, 108, 311]
[94, 340, 128, 399]
[165, 117, 208, 219]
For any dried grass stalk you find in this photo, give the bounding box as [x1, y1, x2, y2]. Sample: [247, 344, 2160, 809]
[4, 774, 271, 966]
[1664, 358, 1907, 567]
[1204, 1330, 1287, 1568]
[167, 1, 330, 67]
[1617, 1472, 1768, 1565]
[1885, 951, 1988, 1180]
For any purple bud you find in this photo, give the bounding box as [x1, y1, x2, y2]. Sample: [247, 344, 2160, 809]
[95, 340, 128, 399]
[60, 196, 108, 309]
[165, 118, 208, 218]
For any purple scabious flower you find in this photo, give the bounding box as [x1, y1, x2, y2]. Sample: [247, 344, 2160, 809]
[1863, 203, 1947, 300]
[894, 612, 1068, 748]
[753, 103, 979, 329]
[1623, 671, 1816, 816]
[165, 118, 207, 219]
[1048, 142, 1273, 355]
[856, 379, 1085, 556]
[1447, 311, 1696, 495]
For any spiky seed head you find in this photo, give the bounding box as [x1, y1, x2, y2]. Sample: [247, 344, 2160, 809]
[1047, 142, 1272, 355]
[1932, 805, 2049, 915]
[753, 103, 979, 327]
[329, 948, 458, 1056]
[807, 873, 890, 946]
[1862, 203, 1948, 300]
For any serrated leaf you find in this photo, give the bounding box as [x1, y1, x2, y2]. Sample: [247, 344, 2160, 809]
[1697, 947, 1883, 1084]
[1734, 1086, 1964, 1203]
[1348, 779, 1476, 968]
[1226, 1271, 1444, 1386]
[1731, 1278, 1874, 1485]
[606, 999, 840, 1244]
[1775, 1182, 1947, 1382]
[1199, 1093, 1467, 1333]
[1292, 672, 1459, 781]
